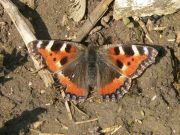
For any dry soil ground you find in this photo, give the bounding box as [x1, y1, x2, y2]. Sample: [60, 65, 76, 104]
[0, 0, 179, 135]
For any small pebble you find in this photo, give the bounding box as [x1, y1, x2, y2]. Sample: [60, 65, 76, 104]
[151, 95, 157, 101]
[33, 121, 44, 129]
[28, 82, 32, 86]
[40, 90, 45, 94]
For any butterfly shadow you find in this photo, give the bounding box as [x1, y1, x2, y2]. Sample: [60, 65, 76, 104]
[154, 45, 167, 63]
[168, 47, 179, 96]
[0, 107, 47, 135]
[12, 0, 51, 39]
[1, 0, 52, 83]
[0, 48, 28, 84]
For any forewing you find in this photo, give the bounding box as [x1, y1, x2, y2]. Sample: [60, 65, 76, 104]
[28, 40, 85, 73]
[98, 44, 158, 78]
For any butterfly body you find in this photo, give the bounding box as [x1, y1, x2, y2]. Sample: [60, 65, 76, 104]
[87, 45, 98, 88]
[28, 40, 158, 101]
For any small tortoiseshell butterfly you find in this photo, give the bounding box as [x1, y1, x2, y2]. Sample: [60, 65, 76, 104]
[28, 40, 158, 101]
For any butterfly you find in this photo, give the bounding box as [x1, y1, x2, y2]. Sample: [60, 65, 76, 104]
[28, 40, 158, 101]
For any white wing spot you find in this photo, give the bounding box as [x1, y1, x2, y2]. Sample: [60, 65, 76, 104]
[119, 46, 125, 55]
[143, 47, 149, 55]
[60, 43, 67, 51]
[72, 74, 75, 78]
[132, 45, 139, 56]
[46, 40, 54, 51]
[37, 41, 43, 48]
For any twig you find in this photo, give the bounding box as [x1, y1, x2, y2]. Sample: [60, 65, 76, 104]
[39, 133, 64, 135]
[100, 125, 122, 134]
[0, 0, 54, 87]
[30, 129, 64, 135]
[61, 90, 73, 121]
[153, 26, 166, 31]
[75, 118, 98, 125]
[70, 102, 89, 118]
[0, 0, 35, 44]
[72, 0, 113, 42]
[132, 16, 154, 44]
[110, 125, 122, 135]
